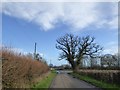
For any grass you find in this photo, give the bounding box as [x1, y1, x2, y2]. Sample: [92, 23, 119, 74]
[69, 72, 120, 90]
[32, 70, 56, 89]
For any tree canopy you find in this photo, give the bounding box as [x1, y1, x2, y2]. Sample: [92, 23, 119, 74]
[56, 34, 103, 72]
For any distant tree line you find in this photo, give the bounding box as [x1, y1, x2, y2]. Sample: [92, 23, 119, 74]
[80, 53, 120, 69]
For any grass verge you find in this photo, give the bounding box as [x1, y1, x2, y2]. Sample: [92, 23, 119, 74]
[32, 70, 56, 89]
[69, 72, 120, 90]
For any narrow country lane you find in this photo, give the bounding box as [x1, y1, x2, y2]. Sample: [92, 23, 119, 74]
[50, 71, 102, 89]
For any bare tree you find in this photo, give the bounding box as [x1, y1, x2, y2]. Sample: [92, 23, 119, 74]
[56, 34, 102, 72]
[56, 34, 79, 71]
[75, 36, 102, 71]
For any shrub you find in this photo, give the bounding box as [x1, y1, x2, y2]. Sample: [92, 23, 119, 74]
[1, 47, 49, 88]
[77, 70, 120, 85]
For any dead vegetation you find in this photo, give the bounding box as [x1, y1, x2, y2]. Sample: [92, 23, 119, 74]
[1, 47, 49, 88]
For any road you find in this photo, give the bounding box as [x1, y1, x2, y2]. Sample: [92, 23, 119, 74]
[50, 70, 101, 89]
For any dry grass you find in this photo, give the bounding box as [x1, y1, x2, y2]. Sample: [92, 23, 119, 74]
[1, 47, 49, 88]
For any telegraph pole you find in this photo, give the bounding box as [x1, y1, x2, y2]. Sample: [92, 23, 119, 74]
[34, 42, 37, 59]
[50, 59, 53, 68]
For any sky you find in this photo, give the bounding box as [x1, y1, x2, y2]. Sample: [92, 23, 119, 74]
[1, 2, 118, 66]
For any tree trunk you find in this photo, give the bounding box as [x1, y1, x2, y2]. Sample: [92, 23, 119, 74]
[71, 63, 76, 71]
[73, 65, 79, 73]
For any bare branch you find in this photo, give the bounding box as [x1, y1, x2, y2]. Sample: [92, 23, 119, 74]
[56, 34, 103, 71]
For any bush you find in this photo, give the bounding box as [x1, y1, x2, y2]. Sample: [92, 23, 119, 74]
[77, 70, 120, 85]
[1, 47, 49, 88]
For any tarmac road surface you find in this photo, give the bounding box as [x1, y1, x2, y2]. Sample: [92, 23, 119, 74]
[50, 70, 101, 89]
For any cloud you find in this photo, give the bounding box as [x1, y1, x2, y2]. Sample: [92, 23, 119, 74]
[96, 2, 118, 30]
[103, 46, 118, 55]
[2, 2, 118, 31]
[103, 41, 118, 54]
[2, 0, 119, 2]
[108, 17, 118, 29]
[39, 53, 44, 57]
[62, 2, 98, 31]
[2, 3, 64, 31]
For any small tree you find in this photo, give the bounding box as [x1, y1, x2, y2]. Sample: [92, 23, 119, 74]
[56, 34, 102, 72]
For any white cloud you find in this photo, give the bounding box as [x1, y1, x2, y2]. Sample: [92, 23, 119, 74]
[108, 17, 118, 29]
[95, 2, 118, 30]
[39, 53, 44, 57]
[103, 41, 118, 54]
[2, 2, 64, 31]
[2, 0, 119, 2]
[62, 3, 98, 31]
[103, 46, 118, 55]
[108, 4, 118, 30]
[2, 2, 118, 31]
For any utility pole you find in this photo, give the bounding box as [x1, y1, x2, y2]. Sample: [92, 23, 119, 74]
[50, 59, 51, 65]
[34, 42, 37, 60]
[50, 59, 53, 68]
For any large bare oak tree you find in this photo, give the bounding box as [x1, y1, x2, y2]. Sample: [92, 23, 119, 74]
[56, 34, 103, 72]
